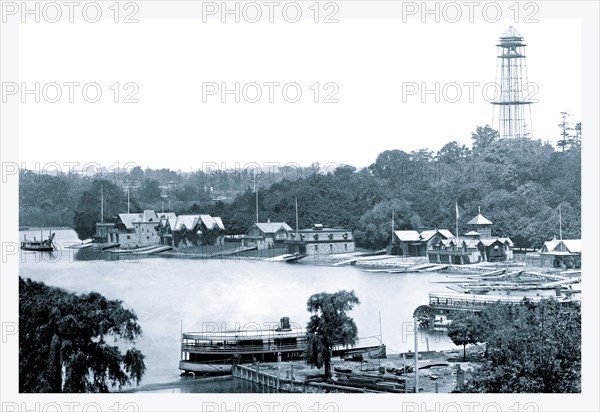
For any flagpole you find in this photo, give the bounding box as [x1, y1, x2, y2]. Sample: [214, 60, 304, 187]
[455, 202, 459, 247]
[391, 209, 395, 244]
[559, 206, 562, 241]
[254, 171, 258, 224]
[295, 196, 299, 234]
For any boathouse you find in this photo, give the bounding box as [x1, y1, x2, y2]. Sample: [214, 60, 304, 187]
[93, 222, 115, 243]
[427, 238, 481, 264]
[242, 221, 293, 249]
[160, 214, 226, 248]
[426, 209, 513, 264]
[392, 229, 454, 256]
[285, 224, 355, 258]
[535, 239, 581, 269]
[108, 210, 161, 248]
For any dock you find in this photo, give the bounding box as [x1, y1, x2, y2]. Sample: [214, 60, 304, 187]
[231, 364, 396, 393]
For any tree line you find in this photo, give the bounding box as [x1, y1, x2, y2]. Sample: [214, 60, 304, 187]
[21, 124, 581, 248]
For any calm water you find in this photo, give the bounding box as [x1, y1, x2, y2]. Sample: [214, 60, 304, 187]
[19, 229, 456, 392]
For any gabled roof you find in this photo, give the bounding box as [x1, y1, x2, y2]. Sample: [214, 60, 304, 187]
[172, 215, 200, 231]
[481, 238, 505, 247]
[420, 229, 454, 241]
[541, 239, 581, 254]
[419, 230, 437, 241]
[255, 222, 293, 234]
[464, 231, 480, 236]
[540, 240, 561, 253]
[394, 230, 420, 242]
[467, 213, 493, 225]
[463, 239, 481, 248]
[497, 237, 514, 247]
[437, 229, 454, 239]
[117, 213, 143, 230]
[440, 239, 457, 247]
[200, 214, 226, 231]
[213, 217, 225, 231]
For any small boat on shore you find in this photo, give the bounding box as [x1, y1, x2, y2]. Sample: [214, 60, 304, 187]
[21, 231, 55, 251]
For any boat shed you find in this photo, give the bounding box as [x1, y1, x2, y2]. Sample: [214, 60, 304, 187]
[242, 222, 293, 249]
[391, 229, 454, 257]
[537, 239, 581, 269]
[285, 224, 355, 258]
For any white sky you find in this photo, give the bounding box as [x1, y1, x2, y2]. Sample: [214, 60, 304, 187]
[16, 4, 582, 171]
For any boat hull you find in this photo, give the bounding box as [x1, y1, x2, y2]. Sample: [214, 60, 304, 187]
[179, 361, 232, 374]
[21, 246, 54, 251]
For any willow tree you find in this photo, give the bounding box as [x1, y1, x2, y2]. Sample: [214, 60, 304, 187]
[19, 277, 146, 392]
[304, 290, 360, 379]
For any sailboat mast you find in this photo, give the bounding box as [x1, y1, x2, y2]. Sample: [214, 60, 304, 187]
[295, 196, 299, 233]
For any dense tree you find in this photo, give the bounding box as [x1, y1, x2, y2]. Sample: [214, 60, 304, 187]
[72, 179, 139, 240]
[353, 199, 422, 250]
[137, 179, 162, 204]
[447, 311, 485, 361]
[437, 141, 471, 163]
[471, 125, 499, 155]
[461, 299, 581, 393]
[19, 277, 146, 392]
[305, 290, 360, 379]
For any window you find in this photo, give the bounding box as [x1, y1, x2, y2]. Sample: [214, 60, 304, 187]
[343, 233, 348, 239]
[329, 244, 333, 251]
[127, 235, 131, 240]
[313, 234, 319, 240]
[328, 233, 334, 240]
[314, 245, 318, 251]
[344, 244, 348, 250]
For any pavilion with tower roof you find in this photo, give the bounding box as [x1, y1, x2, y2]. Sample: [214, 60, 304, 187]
[466, 207, 493, 238]
[427, 208, 514, 264]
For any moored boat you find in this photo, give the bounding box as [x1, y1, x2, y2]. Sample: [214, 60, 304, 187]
[178, 317, 387, 375]
[21, 231, 55, 251]
[179, 317, 306, 374]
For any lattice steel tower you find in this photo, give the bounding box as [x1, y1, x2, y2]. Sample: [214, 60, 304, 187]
[492, 26, 534, 139]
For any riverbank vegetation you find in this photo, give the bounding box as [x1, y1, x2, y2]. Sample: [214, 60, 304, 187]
[20, 124, 581, 248]
[448, 299, 581, 393]
[19, 277, 146, 393]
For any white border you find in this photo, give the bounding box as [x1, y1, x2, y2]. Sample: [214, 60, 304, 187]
[2, 1, 599, 411]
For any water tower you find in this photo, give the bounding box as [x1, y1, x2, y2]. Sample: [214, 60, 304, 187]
[492, 26, 534, 139]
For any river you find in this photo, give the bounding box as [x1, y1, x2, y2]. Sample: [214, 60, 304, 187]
[19, 229, 457, 392]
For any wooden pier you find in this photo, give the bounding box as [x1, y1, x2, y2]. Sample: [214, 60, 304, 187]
[231, 363, 414, 393]
[231, 364, 374, 393]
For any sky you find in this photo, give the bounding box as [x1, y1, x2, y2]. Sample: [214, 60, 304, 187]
[15, 2, 583, 172]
